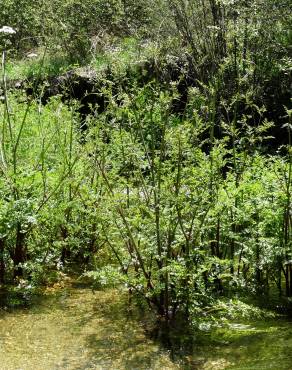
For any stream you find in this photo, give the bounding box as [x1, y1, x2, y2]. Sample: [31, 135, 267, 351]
[1, 281, 292, 370]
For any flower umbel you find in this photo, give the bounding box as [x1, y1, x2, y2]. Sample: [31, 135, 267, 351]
[0, 26, 16, 34]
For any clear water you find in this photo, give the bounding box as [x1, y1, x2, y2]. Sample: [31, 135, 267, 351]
[1, 283, 292, 370]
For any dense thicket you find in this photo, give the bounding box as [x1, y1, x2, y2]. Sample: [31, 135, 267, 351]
[0, 0, 291, 326]
[0, 0, 157, 59]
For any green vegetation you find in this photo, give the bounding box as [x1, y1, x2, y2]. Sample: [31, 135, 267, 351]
[0, 0, 291, 367]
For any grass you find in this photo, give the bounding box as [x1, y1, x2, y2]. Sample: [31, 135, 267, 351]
[5, 49, 75, 80]
[5, 37, 161, 81]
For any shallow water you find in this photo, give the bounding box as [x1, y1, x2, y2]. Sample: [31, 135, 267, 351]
[0, 284, 178, 370]
[1, 284, 292, 370]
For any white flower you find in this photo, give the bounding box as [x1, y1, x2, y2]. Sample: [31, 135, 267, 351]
[27, 52, 38, 59]
[0, 26, 16, 34]
[27, 216, 37, 224]
[207, 25, 220, 31]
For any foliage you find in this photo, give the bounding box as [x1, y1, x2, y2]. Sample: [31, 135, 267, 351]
[0, 0, 291, 329]
[0, 0, 158, 60]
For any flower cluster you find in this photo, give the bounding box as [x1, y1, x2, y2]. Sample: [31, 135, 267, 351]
[0, 26, 16, 34]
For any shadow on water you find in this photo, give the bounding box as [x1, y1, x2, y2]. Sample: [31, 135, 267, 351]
[140, 306, 292, 369]
[73, 289, 179, 369]
[0, 282, 178, 369]
[2, 281, 292, 369]
[0, 285, 44, 312]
